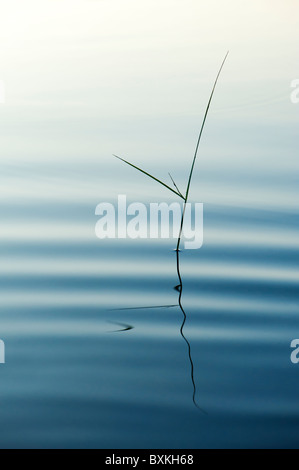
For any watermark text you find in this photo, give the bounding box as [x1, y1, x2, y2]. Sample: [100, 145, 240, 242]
[0, 340, 5, 364]
[290, 79, 299, 104]
[290, 339, 299, 364]
[95, 195, 203, 249]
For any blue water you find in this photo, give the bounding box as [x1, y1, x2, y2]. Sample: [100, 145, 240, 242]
[0, 0, 299, 447]
[0, 190, 298, 448]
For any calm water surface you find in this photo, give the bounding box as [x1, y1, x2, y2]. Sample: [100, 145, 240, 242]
[0, 191, 298, 448]
[0, 0, 299, 449]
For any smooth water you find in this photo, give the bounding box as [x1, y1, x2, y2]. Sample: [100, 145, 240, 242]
[0, 0, 299, 449]
[0, 194, 298, 448]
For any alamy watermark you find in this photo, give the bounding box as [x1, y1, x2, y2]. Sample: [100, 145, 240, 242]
[290, 339, 299, 364]
[290, 79, 299, 104]
[0, 340, 5, 364]
[95, 195, 203, 249]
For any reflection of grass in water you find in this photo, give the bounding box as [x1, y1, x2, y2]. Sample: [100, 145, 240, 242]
[175, 248, 207, 413]
[113, 53, 229, 412]
[114, 51, 229, 251]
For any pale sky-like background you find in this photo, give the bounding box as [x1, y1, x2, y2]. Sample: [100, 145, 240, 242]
[0, 0, 298, 211]
[1, 0, 298, 115]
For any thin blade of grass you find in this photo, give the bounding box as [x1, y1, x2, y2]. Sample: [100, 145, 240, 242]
[184, 51, 229, 202]
[113, 154, 185, 200]
[168, 172, 184, 198]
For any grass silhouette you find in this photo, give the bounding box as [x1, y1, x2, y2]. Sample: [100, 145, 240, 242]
[114, 51, 229, 250]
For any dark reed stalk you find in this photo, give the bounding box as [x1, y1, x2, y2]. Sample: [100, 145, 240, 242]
[112, 55, 229, 412]
[115, 51, 229, 250]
